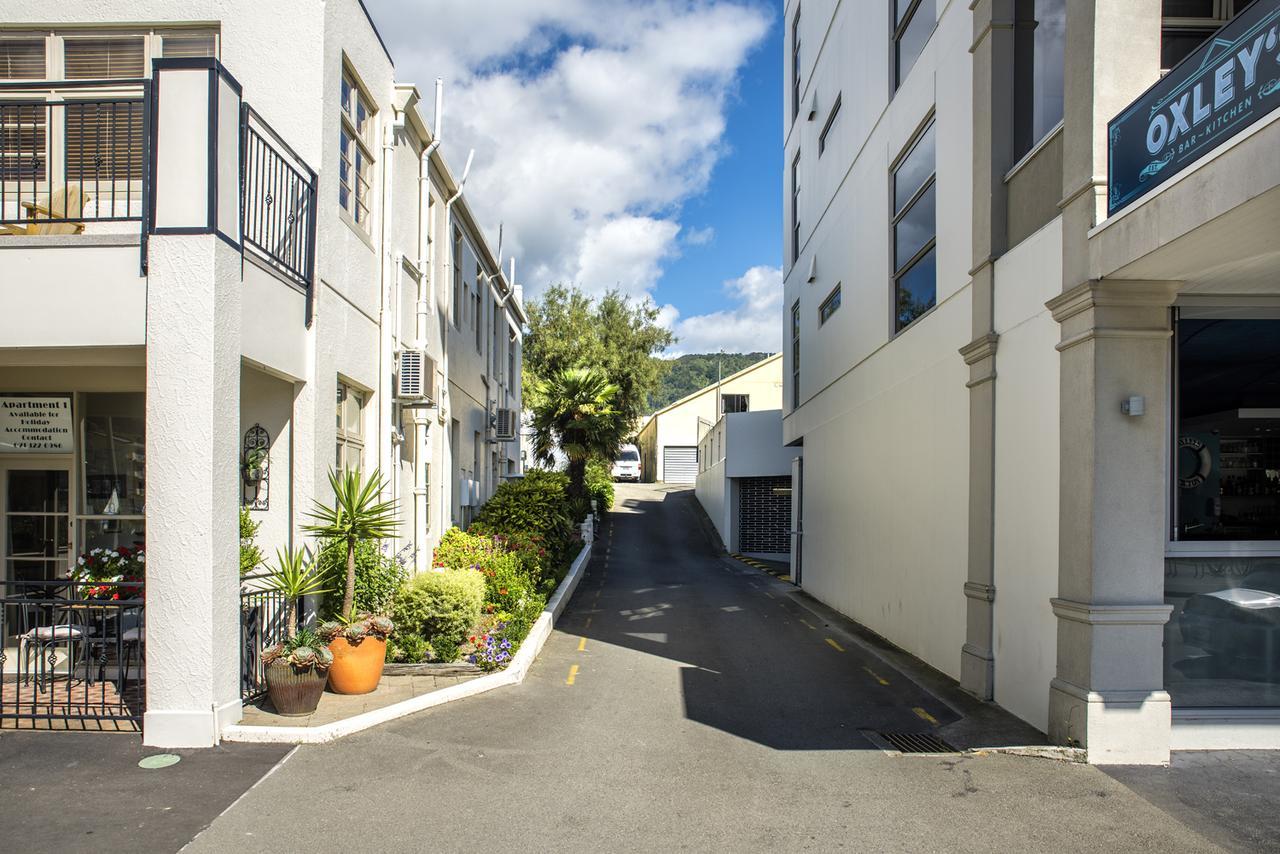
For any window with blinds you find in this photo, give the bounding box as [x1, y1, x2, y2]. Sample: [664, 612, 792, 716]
[0, 104, 47, 181]
[64, 37, 145, 79]
[160, 33, 217, 58]
[65, 101, 145, 181]
[0, 39, 45, 79]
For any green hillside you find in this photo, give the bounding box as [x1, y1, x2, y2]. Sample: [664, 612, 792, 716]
[647, 352, 774, 412]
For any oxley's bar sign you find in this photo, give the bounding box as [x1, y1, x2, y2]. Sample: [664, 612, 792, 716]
[1108, 0, 1280, 216]
[0, 396, 73, 453]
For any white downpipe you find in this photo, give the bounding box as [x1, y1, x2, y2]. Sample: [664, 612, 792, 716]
[379, 114, 401, 518]
[443, 147, 474, 531]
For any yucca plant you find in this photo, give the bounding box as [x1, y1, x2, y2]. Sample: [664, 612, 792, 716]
[303, 468, 400, 620]
[261, 546, 331, 639]
[531, 367, 622, 507]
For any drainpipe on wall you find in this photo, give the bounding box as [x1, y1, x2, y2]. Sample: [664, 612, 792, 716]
[443, 146, 474, 529]
[413, 79, 443, 567]
[379, 108, 402, 523]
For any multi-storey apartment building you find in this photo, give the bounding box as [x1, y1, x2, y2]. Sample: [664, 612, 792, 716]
[0, 0, 523, 746]
[785, 0, 1280, 763]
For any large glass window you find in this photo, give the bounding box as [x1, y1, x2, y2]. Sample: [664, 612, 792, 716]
[336, 380, 366, 472]
[721, 394, 749, 414]
[79, 393, 145, 555]
[1165, 316, 1280, 708]
[791, 4, 802, 121]
[791, 151, 801, 263]
[893, 0, 932, 90]
[892, 120, 936, 333]
[1162, 0, 1242, 71]
[791, 300, 801, 409]
[1012, 0, 1065, 160]
[339, 70, 374, 229]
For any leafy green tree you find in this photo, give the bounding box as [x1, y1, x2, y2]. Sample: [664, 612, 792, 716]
[524, 285, 674, 434]
[303, 468, 399, 619]
[531, 367, 622, 507]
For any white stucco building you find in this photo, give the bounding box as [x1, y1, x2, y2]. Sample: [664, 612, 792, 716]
[0, 1, 523, 746]
[785, 0, 1280, 763]
[637, 353, 782, 484]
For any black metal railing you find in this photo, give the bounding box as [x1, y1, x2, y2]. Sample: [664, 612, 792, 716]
[241, 105, 317, 291]
[239, 573, 289, 700]
[0, 579, 144, 729]
[0, 80, 150, 234]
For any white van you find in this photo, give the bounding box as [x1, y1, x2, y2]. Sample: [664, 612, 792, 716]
[611, 444, 642, 482]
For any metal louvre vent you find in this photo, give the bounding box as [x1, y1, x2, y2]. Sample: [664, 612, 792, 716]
[396, 350, 435, 403]
[493, 408, 517, 441]
[877, 732, 957, 755]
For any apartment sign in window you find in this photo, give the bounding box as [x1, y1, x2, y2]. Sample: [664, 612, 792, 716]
[1108, 0, 1280, 215]
[0, 397, 73, 453]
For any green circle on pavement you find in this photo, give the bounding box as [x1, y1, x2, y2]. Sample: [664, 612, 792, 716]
[138, 754, 181, 769]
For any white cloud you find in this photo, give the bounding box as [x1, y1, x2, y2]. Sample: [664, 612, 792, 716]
[366, 0, 770, 301]
[683, 225, 716, 246]
[662, 265, 782, 355]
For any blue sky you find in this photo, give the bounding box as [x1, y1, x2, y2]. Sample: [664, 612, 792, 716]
[367, 0, 783, 353]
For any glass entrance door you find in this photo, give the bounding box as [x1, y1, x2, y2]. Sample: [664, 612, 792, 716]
[2, 465, 71, 584]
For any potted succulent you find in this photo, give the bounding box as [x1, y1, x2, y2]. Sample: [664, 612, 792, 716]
[304, 467, 399, 695]
[242, 446, 268, 485]
[260, 546, 332, 716]
[317, 614, 395, 694]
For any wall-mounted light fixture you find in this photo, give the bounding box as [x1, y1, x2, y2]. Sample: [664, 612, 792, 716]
[1121, 395, 1145, 417]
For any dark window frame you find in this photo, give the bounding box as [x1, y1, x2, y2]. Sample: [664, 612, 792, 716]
[893, 0, 931, 91]
[721, 393, 750, 414]
[791, 4, 802, 121]
[818, 92, 841, 156]
[818, 284, 842, 325]
[791, 300, 801, 410]
[891, 116, 937, 335]
[791, 150, 802, 264]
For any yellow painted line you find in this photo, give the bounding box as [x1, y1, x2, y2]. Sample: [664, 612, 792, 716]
[566, 664, 580, 685]
[825, 638, 845, 653]
[800, 619, 817, 630]
[863, 667, 890, 686]
[779, 575, 792, 582]
[577, 637, 587, 652]
[763, 592, 775, 600]
[913, 707, 939, 726]
[584, 616, 593, 629]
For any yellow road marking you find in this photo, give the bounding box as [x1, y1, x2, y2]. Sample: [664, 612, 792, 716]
[585, 616, 593, 629]
[825, 638, 845, 653]
[577, 637, 587, 652]
[800, 619, 816, 630]
[863, 667, 890, 686]
[913, 707, 939, 726]
[764, 592, 775, 599]
[566, 664, 579, 685]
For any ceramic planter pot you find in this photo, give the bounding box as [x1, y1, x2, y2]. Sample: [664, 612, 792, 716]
[264, 660, 327, 716]
[326, 636, 387, 694]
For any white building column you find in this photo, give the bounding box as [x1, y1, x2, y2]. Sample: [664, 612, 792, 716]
[1045, 279, 1178, 764]
[143, 59, 246, 746]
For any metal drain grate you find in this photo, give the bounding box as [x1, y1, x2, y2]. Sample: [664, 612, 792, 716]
[877, 731, 957, 754]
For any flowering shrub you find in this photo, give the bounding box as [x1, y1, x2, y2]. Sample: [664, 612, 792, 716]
[469, 621, 514, 671]
[71, 545, 145, 600]
[390, 568, 484, 662]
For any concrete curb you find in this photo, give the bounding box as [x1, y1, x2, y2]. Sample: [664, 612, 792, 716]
[222, 526, 594, 745]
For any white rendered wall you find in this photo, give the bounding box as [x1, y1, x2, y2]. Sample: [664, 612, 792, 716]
[723, 410, 794, 478]
[991, 218, 1063, 732]
[239, 364, 296, 563]
[695, 458, 731, 551]
[241, 263, 308, 381]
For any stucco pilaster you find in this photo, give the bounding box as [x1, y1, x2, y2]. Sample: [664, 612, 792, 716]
[1045, 279, 1178, 764]
[144, 235, 245, 747]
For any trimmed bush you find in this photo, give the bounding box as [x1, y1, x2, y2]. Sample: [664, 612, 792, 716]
[585, 458, 615, 512]
[390, 568, 484, 662]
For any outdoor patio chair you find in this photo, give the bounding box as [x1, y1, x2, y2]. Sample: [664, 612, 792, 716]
[17, 603, 88, 694]
[2, 187, 92, 236]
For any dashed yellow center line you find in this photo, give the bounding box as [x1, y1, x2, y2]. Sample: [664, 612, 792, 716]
[577, 637, 587, 652]
[825, 638, 845, 653]
[913, 706, 939, 726]
[584, 616, 593, 629]
[863, 667, 890, 686]
[566, 664, 580, 685]
[800, 619, 817, 631]
[763, 592, 775, 599]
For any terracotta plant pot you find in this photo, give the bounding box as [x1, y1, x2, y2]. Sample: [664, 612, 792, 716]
[264, 660, 327, 716]
[326, 636, 387, 694]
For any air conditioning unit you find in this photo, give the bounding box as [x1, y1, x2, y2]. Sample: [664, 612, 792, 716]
[396, 349, 436, 404]
[493, 408, 517, 441]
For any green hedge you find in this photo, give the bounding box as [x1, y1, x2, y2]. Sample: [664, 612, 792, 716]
[585, 458, 615, 512]
[390, 568, 484, 663]
[470, 469, 576, 571]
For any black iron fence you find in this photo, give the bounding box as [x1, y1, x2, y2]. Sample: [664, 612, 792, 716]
[0, 80, 150, 234]
[0, 579, 144, 729]
[241, 105, 317, 291]
[239, 573, 289, 700]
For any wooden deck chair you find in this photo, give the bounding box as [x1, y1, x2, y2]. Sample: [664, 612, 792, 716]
[16, 186, 92, 235]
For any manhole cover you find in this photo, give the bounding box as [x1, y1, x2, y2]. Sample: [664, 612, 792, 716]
[138, 754, 181, 769]
[876, 732, 957, 754]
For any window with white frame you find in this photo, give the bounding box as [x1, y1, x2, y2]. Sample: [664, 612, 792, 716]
[335, 380, 367, 472]
[1162, 1, 1242, 71]
[892, 118, 936, 333]
[339, 69, 374, 229]
[893, 0, 932, 90]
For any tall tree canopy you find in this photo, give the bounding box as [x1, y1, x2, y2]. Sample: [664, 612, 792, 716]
[524, 285, 674, 435]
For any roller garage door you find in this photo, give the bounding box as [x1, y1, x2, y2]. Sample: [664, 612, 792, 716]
[662, 446, 698, 484]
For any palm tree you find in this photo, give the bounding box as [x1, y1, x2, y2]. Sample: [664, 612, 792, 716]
[532, 366, 622, 506]
[303, 468, 399, 619]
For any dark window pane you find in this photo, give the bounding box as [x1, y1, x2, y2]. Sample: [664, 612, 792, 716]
[6, 470, 68, 513]
[895, 2, 932, 87]
[896, 0, 917, 26]
[81, 393, 145, 517]
[894, 181, 935, 271]
[895, 246, 936, 332]
[1162, 0, 1216, 17]
[1162, 28, 1216, 69]
[893, 122, 935, 213]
